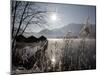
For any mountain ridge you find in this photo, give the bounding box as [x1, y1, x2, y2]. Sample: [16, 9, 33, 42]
[23, 23, 96, 38]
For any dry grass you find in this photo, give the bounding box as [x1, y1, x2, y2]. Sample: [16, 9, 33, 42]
[12, 36, 96, 74]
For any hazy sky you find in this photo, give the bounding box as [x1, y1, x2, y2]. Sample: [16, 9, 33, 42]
[26, 2, 96, 33]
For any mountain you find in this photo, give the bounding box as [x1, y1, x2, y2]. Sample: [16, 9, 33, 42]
[38, 35, 47, 41]
[39, 29, 52, 34]
[16, 35, 26, 42]
[16, 35, 47, 43]
[38, 23, 95, 38]
[23, 32, 39, 38]
[52, 23, 84, 37]
[22, 23, 96, 38]
[38, 24, 81, 38]
[25, 36, 38, 43]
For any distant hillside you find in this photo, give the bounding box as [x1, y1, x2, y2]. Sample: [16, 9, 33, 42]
[38, 23, 96, 38]
[22, 23, 96, 38]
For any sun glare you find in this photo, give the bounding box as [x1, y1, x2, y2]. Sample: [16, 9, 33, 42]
[50, 13, 57, 21]
[51, 56, 56, 64]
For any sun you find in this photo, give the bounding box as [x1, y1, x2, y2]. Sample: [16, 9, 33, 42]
[50, 13, 57, 21]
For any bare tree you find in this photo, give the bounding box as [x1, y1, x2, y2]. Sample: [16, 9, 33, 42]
[11, 1, 48, 49]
